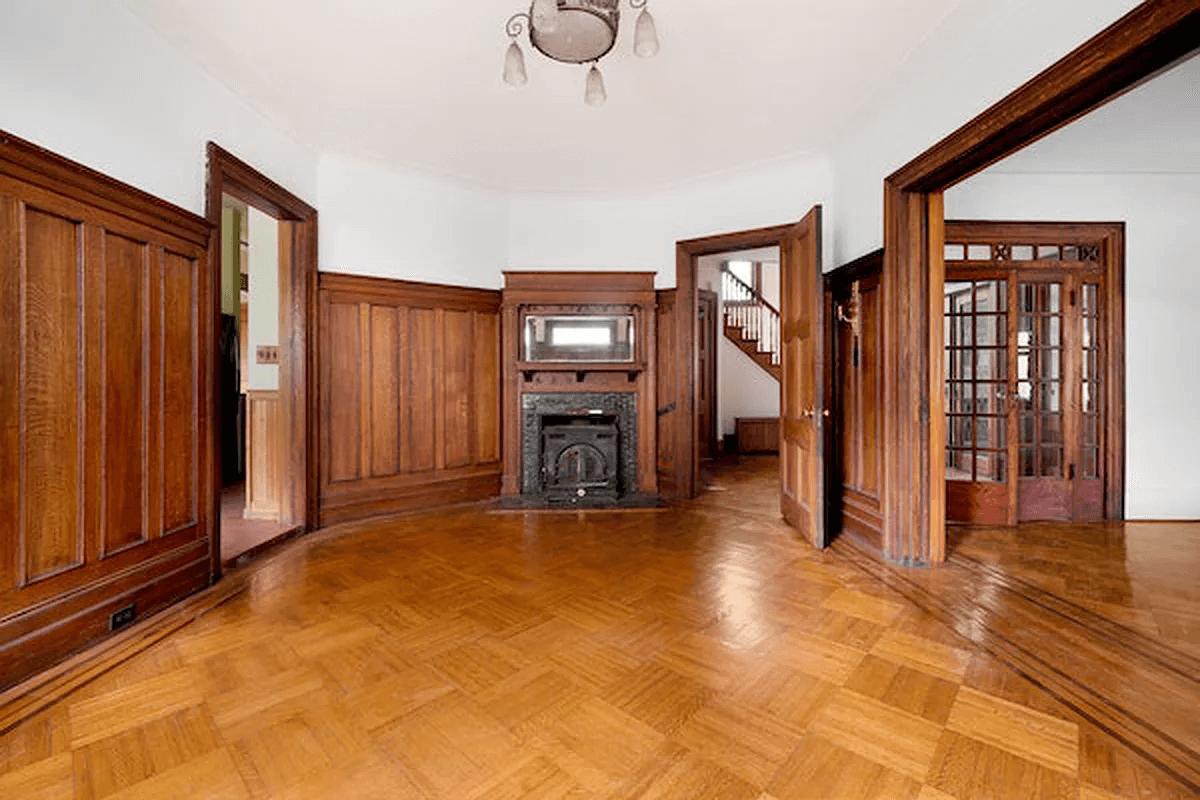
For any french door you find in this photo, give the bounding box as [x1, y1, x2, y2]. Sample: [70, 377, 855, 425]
[943, 223, 1121, 524]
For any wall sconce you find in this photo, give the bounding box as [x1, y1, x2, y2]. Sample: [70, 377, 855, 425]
[836, 280, 861, 338]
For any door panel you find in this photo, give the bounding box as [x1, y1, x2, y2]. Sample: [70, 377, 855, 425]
[780, 207, 826, 547]
[655, 289, 679, 496]
[944, 277, 1013, 524]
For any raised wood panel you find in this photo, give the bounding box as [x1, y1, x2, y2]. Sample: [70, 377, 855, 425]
[0, 130, 212, 691]
[318, 273, 502, 524]
[408, 307, 438, 474]
[162, 251, 197, 535]
[369, 305, 400, 477]
[736, 418, 780, 453]
[0, 197, 19, 593]
[22, 206, 85, 582]
[474, 313, 500, 465]
[245, 390, 281, 520]
[103, 232, 147, 556]
[325, 300, 362, 484]
[442, 310, 473, 470]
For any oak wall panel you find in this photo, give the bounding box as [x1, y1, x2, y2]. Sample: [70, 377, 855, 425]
[319, 274, 502, 525]
[23, 207, 84, 582]
[161, 251, 198, 536]
[102, 232, 147, 556]
[442, 310, 473, 471]
[245, 390, 281, 520]
[325, 301, 362, 484]
[407, 307, 438, 475]
[828, 252, 884, 552]
[474, 313, 500, 465]
[0, 197, 20, 593]
[0, 131, 211, 692]
[369, 305, 400, 478]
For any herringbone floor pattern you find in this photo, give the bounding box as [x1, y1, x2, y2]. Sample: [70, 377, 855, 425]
[0, 458, 1194, 798]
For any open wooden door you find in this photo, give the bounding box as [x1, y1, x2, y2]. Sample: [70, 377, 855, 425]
[780, 206, 827, 547]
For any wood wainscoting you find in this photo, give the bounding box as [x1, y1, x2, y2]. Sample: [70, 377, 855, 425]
[827, 250, 884, 552]
[244, 390, 281, 520]
[318, 273, 502, 525]
[0, 131, 213, 691]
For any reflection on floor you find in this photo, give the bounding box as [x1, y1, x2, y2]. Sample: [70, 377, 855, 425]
[950, 521, 1200, 659]
[220, 482, 294, 565]
[0, 457, 1195, 798]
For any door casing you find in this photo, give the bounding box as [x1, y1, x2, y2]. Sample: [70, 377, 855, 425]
[881, 2, 1195, 563]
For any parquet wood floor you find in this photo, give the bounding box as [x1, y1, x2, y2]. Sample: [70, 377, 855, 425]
[2, 457, 1196, 798]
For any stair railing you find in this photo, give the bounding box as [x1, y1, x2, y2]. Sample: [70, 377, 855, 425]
[720, 268, 781, 366]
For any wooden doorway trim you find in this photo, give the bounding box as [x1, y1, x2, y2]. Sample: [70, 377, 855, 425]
[674, 222, 797, 498]
[205, 143, 318, 581]
[882, 1, 1198, 564]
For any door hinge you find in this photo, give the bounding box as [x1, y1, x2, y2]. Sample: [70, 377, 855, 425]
[1069, 463, 1076, 480]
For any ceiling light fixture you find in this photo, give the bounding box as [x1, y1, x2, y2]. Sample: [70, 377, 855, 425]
[502, 0, 659, 106]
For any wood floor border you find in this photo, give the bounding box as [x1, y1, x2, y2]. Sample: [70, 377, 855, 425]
[832, 538, 1200, 793]
[951, 551, 1200, 681]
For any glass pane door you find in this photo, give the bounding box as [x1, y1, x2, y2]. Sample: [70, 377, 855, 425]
[1016, 280, 1072, 520]
[944, 280, 1008, 483]
[1017, 282, 1063, 479]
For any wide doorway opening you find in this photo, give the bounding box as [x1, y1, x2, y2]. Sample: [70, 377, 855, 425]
[206, 144, 318, 578]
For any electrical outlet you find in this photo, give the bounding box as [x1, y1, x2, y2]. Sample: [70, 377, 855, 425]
[110, 603, 136, 630]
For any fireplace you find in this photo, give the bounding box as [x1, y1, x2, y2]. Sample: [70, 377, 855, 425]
[501, 271, 659, 505]
[541, 415, 619, 500]
[521, 393, 637, 505]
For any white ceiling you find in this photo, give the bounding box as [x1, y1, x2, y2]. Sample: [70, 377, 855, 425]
[124, 0, 965, 193]
[986, 52, 1200, 175]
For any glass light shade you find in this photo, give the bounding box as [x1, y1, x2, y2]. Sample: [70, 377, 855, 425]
[531, 0, 561, 33]
[584, 64, 607, 106]
[633, 9, 659, 58]
[503, 41, 527, 86]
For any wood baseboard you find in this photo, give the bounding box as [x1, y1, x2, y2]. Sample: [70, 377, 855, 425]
[319, 468, 502, 527]
[0, 561, 240, 735]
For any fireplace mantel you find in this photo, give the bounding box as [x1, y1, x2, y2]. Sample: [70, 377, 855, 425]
[500, 272, 659, 502]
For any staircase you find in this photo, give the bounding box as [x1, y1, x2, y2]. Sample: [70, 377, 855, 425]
[721, 268, 781, 381]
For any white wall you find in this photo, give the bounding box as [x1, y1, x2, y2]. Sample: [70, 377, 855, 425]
[699, 254, 781, 436]
[317, 153, 508, 287]
[245, 206, 279, 391]
[946, 173, 1200, 519]
[508, 154, 835, 287]
[0, 0, 317, 215]
[830, 0, 1142, 265]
